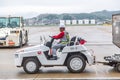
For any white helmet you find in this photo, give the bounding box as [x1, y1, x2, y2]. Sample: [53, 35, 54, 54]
[59, 24, 65, 28]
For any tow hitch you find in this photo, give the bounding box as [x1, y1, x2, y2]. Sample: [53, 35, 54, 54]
[96, 54, 120, 72]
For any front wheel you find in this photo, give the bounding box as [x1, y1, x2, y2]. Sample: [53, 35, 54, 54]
[23, 58, 40, 74]
[25, 31, 28, 45]
[18, 32, 22, 48]
[67, 55, 86, 73]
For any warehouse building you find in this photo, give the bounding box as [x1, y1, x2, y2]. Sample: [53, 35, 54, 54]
[72, 20, 77, 25]
[90, 19, 96, 24]
[60, 20, 65, 25]
[60, 19, 96, 25]
[84, 19, 89, 24]
[78, 20, 83, 24]
[66, 20, 71, 25]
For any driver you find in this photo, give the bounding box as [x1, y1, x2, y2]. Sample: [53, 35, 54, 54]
[51, 24, 70, 60]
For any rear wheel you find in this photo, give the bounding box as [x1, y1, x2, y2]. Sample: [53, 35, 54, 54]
[23, 58, 40, 74]
[115, 63, 120, 72]
[67, 55, 86, 73]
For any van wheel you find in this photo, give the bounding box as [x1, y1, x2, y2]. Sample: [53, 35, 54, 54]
[23, 58, 40, 74]
[25, 31, 28, 45]
[19, 33, 22, 48]
[67, 55, 86, 73]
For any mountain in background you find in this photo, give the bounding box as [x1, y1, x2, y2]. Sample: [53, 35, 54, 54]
[24, 10, 120, 26]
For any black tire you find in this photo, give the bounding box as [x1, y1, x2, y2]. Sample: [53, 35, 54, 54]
[113, 66, 117, 71]
[115, 63, 120, 72]
[67, 55, 86, 73]
[18, 32, 22, 48]
[23, 58, 40, 74]
[25, 31, 28, 45]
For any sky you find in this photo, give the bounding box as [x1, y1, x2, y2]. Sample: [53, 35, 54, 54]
[0, 0, 120, 18]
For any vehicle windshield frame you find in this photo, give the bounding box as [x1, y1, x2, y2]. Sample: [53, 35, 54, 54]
[0, 17, 21, 28]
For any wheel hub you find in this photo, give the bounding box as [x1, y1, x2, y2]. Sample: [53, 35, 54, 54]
[70, 58, 83, 71]
[26, 61, 37, 72]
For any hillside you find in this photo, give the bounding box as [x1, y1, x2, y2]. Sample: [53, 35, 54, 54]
[24, 10, 120, 26]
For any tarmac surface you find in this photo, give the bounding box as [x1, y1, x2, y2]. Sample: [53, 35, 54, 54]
[0, 26, 120, 79]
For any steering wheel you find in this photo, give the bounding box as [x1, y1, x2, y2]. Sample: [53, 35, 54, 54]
[49, 36, 54, 44]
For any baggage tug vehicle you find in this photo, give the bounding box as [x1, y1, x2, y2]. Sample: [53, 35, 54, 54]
[14, 36, 95, 74]
[0, 16, 28, 47]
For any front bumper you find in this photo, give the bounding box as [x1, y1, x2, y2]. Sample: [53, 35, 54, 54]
[14, 53, 23, 67]
[82, 50, 96, 65]
[0, 39, 19, 47]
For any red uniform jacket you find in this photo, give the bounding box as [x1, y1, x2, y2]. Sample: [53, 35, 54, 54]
[53, 31, 64, 39]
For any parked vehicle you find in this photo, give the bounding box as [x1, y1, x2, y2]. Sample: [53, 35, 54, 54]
[0, 16, 28, 47]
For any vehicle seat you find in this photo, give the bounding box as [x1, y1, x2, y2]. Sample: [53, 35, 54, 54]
[67, 36, 76, 46]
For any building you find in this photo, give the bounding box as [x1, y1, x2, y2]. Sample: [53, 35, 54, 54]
[72, 20, 77, 25]
[66, 20, 71, 25]
[78, 20, 83, 24]
[90, 19, 96, 24]
[60, 20, 65, 25]
[84, 19, 89, 24]
[60, 19, 96, 25]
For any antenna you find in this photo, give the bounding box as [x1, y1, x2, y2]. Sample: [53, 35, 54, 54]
[40, 36, 42, 44]
[43, 35, 46, 43]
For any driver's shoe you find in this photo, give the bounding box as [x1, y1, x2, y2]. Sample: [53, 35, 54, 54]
[50, 56, 57, 60]
[48, 55, 53, 59]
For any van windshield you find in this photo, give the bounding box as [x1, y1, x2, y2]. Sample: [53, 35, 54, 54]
[0, 17, 20, 28]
